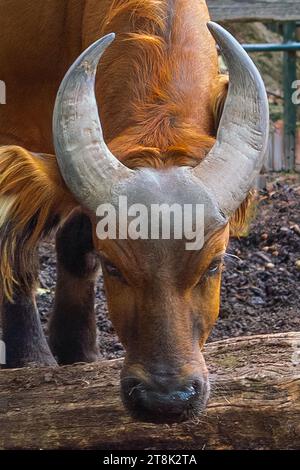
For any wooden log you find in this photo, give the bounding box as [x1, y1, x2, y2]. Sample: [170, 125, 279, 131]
[0, 332, 299, 450]
[207, 1, 300, 23]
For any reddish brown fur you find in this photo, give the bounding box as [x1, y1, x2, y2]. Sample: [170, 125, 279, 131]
[0, 146, 76, 301]
[0, 0, 249, 302]
[96, 0, 218, 155]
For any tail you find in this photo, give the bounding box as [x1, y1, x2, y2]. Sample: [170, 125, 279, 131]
[0, 146, 77, 302]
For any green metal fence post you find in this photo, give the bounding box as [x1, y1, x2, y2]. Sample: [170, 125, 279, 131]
[283, 22, 297, 171]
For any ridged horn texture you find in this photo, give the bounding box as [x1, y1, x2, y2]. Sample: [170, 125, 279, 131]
[53, 33, 134, 212]
[192, 22, 269, 218]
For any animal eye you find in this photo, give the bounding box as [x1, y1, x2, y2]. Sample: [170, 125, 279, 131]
[206, 259, 223, 277]
[102, 258, 126, 283]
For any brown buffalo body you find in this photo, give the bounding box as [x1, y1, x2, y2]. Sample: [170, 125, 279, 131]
[0, 1, 260, 423]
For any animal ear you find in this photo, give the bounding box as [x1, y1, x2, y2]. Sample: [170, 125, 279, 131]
[0, 146, 77, 301]
[229, 189, 256, 237]
[211, 74, 229, 132]
[211, 75, 255, 237]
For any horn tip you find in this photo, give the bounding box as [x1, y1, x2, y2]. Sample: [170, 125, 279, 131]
[107, 32, 116, 42]
[206, 22, 224, 42]
[103, 32, 116, 47]
[207, 21, 218, 32]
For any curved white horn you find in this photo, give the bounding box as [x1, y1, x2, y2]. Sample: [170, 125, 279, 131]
[53, 33, 134, 212]
[193, 22, 269, 217]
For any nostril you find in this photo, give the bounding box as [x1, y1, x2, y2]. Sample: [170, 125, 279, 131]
[167, 384, 198, 403]
[192, 378, 204, 394]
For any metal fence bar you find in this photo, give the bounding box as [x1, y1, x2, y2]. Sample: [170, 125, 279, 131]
[283, 22, 297, 171]
[243, 42, 300, 52]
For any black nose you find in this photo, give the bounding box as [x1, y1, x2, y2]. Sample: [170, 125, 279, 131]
[121, 376, 208, 424]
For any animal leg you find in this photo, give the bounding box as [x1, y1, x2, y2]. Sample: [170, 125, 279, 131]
[0, 145, 77, 367]
[1, 262, 57, 368]
[49, 210, 101, 364]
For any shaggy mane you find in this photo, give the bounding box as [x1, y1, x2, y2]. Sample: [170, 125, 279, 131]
[0, 146, 77, 301]
[98, 0, 217, 159]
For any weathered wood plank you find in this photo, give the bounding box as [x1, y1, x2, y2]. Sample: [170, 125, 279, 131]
[207, 1, 300, 22]
[0, 332, 299, 450]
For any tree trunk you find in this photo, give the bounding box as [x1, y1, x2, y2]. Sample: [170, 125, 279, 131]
[0, 332, 299, 450]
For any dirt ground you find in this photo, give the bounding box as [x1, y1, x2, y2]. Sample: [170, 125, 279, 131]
[37, 174, 300, 359]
